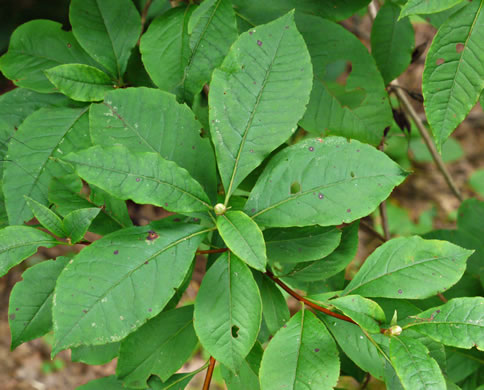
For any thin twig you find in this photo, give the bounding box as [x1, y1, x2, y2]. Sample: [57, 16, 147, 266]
[265, 271, 357, 325]
[437, 292, 448, 303]
[138, 0, 153, 45]
[360, 220, 387, 242]
[367, 0, 464, 203]
[361, 373, 372, 389]
[202, 356, 216, 390]
[378, 202, 391, 241]
[196, 248, 228, 255]
[392, 84, 464, 202]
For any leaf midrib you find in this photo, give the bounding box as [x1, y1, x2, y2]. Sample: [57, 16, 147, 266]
[54, 227, 212, 350]
[224, 27, 288, 202]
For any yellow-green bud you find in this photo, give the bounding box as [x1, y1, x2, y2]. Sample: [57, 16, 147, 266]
[214, 203, 227, 216]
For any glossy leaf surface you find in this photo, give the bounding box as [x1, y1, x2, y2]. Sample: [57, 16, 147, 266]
[63, 208, 101, 243]
[53, 222, 207, 354]
[9, 257, 68, 349]
[245, 137, 407, 227]
[64, 145, 212, 214]
[3, 107, 88, 225]
[259, 309, 340, 390]
[264, 226, 341, 264]
[297, 15, 392, 145]
[404, 297, 484, 350]
[0, 226, 58, 277]
[25, 196, 65, 238]
[390, 336, 446, 390]
[89, 88, 217, 200]
[209, 11, 313, 198]
[0, 20, 99, 92]
[423, 0, 484, 150]
[45, 64, 114, 102]
[194, 252, 262, 372]
[117, 306, 198, 388]
[400, 0, 466, 18]
[371, 3, 415, 85]
[217, 211, 266, 271]
[343, 236, 473, 299]
[69, 0, 141, 78]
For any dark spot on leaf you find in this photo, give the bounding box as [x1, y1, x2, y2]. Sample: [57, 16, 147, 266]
[9, 314, 15, 321]
[16, 308, 19, 311]
[83, 310, 87, 313]
[398, 289, 403, 294]
[350, 171, 355, 178]
[192, 146, 196, 150]
[67, 43, 72, 48]
[251, 208, 256, 213]
[114, 250, 119, 255]
[148, 308, 152, 312]
[283, 324, 287, 328]
[250, 149, 254, 153]
[318, 193, 324, 200]
[145, 261, 149, 264]
[346, 208, 351, 213]
[257, 40, 262, 46]
[436, 310, 440, 314]
[456, 43, 464, 53]
[146, 230, 159, 241]
[173, 218, 181, 222]
[285, 25, 289, 29]
[136, 177, 141, 182]
[249, 30, 253, 35]
[356, 149, 360, 152]
[436, 58, 445, 65]
[314, 348, 320, 352]
[253, 81, 256, 85]
[290, 181, 301, 194]
[231, 325, 239, 338]
[308, 146, 314, 152]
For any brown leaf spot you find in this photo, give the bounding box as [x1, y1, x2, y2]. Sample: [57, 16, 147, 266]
[436, 58, 445, 65]
[456, 43, 465, 53]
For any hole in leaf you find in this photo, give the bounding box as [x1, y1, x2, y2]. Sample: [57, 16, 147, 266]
[350, 171, 355, 178]
[231, 325, 240, 338]
[290, 181, 301, 194]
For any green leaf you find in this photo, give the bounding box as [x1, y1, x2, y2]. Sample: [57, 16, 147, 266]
[194, 252, 262, 372]
[117, 305, 197, 388]
[63, 145, 212, 214]
[140, 7, 194, 93]
[45, 64, 114, 102]
[264, 226, 341, 264]
[147, 371, 200, 390]
[404, 297, 484, 350]
[446, 347, 483, 383]
[217, 211, 266, 271]
[52, 222, 208, 354]
[0, 20, 100, 93]
[0, 226, 58, 277]
[254, 273, 290, 335]
[342, 236, 473, 299]
[400, 0, 466, 19]
[0, 88, 73, 131]
[320, 315, 387, 381]
[371, 3, 415, 85]
[329, 295, 386, 334]
[285, 222, 359, 282]
[390, 335, 446, 390]
[423, 0, 484, 150]
[69, 0, 141, 79]
[232, 0, 371, 24]
[71, 343, 119, 365]
[9, 257, 68, 349]
[180, 0, 238, 102]
[259, 309, 340, 390]
[3, 106, 88, 225]
[49, 175, 132, 236]
[245, 137, 407, 227]
[209, 11, 313, 199]
[24, 196, 66, 238]
[297, 15, 392, 145]
[77, 376, 125, 390]
[221, 342, 263, 390]
[89, 88, 217, 200]
[469, 169, 484, 197]
[63, 208, 101, 243]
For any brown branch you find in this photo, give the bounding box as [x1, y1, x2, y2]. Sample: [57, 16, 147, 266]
[138, 0, 153, 45]
[196, 248, 228, 255]
[265, 271, 357, 325]
[437, 292, 448, 303]
[360, 220, 386, 242]
[202, 356, 216, 390]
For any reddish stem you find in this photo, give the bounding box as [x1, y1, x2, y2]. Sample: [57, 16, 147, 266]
[265, 271, 357, 325]
[202, 356, 216, 390]
[196, 248, 228, 255]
